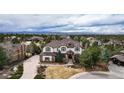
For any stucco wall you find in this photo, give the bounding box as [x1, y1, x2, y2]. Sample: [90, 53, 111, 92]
[42, 56, 52, 61]
[43, 46, 82, 54]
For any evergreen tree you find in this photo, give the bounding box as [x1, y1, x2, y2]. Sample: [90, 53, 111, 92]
[0, 47, 7, 70]
[101, 47, 110, 63]
[80, 46, 101, 68]
[55, 50, 64, 63]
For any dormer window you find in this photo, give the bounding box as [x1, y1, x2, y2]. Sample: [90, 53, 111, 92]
[67, 43, 74, 48]
[75, 47, 80, 51]
[45, 47, 51, 52]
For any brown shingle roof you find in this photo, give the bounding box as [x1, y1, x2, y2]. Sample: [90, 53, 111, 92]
[45, 38, 81, 48]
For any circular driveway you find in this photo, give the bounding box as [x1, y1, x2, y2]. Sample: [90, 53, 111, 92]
[70, 71, 122, 79]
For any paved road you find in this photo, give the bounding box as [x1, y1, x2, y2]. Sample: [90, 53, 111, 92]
[70, 71, 122, 79]
[20, 55, 40, 79]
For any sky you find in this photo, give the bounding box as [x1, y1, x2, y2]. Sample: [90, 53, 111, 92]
[0, 14, 124, 34]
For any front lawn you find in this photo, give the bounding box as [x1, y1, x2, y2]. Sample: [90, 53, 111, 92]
[45, 66, 84, 79]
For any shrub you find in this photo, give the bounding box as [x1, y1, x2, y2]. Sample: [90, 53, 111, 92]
[34, 74, 44, 79]
[34, 66, 46, 79]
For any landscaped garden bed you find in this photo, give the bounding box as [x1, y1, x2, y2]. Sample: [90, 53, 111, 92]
[34, 66, 46, 79]
[8, 64, 23, 79]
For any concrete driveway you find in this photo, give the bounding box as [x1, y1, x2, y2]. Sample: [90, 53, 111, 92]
[70, 71, 122, 79]
[20, 55, 40, 79]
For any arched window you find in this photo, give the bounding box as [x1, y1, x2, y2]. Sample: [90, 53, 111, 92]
[61, 47, 66, 52]
[45, 47, 51, 52]
[75, 47, 80, 51]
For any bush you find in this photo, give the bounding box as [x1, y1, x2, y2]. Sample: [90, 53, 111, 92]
[34, 74, 45, 79]
[34, 66, 46, 79]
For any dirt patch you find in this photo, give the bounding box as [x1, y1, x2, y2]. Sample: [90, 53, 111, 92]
[45, 66, 84, 79]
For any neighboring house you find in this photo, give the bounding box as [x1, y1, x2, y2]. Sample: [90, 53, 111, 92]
[26, 36, 44, 41]
[86, 37, 102, 46]
[0, 41, 27, 63]
[109, 51, 124, 66]
[40, 38, 83, 63]
[108, 50, 124, 78]
[103, 39, 123, 46]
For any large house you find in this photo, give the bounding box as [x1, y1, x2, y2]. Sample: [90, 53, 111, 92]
[40, 38, 83, 63]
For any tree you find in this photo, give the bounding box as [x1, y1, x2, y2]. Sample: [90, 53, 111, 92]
[0, 47, 8, 70]
[80, 38, 90, 48]
[92, 41, 98, 47]
[31, 42, 41, 55]
[74, 36, 79, 41]
[55, 50, 64, 63]
[11, 38, 20, 44]
[80, 46, 101, 68]
[101, 47, 110, 63]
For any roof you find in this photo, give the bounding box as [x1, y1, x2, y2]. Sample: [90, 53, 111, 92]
[27, 36, 44, 41]
[0, 42, 23, 52]
[111, 55, 124, 62]
[45, 38, 81, 48]
[120, 50, 124, 54]
[40, 52, 56, 56]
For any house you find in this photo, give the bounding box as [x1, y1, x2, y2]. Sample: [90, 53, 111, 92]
[0, 41, 27, 63]
[86, 37, 102, 46]
[108, 50, 124, 78]
[109, 52, 124, 66]
[27, 36, 44, 41]
[40, 38, 83, 63]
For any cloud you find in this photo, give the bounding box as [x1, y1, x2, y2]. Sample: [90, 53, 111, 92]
[0, 14, 124, 34]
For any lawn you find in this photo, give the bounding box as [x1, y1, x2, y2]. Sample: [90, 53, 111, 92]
[45, 66, 84, 79]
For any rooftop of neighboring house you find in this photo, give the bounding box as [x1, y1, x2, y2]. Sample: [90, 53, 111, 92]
[86, 37, 96, 41]
[0, 41, 23, 53]
[110, 54, 124, 62]
[45, 38, 81, 48]
[27, 36, 44, 41]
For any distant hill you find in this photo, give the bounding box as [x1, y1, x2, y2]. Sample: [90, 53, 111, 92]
[0, 31, 124, 35]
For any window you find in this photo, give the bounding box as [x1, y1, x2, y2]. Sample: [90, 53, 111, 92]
[75, 47, 80, 51]
[61, 47, 66, 51]
[45, 47, 51, 52]
[45, 57, 50, 61]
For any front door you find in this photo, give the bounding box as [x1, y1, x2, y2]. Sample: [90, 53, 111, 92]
[68, 54, 72, 59]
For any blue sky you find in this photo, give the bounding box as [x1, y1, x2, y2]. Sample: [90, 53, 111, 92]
[0, 14, 124, 34]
